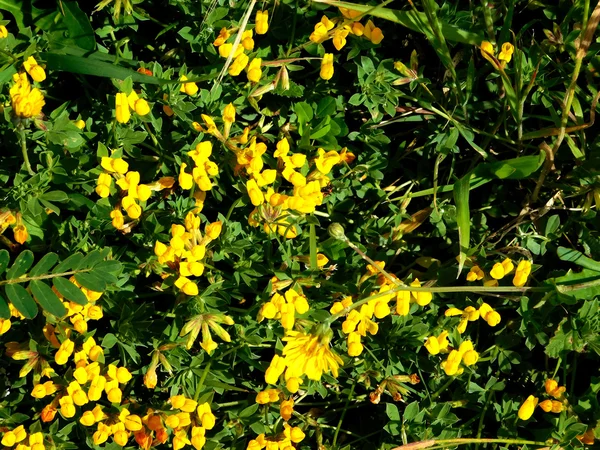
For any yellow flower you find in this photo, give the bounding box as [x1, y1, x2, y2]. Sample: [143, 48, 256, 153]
[13, 223, 28, 244]
[279, 330, 343, 381]
[247, 179, 264, 206]
[247, 58, 262, 83]
[498, 42, 514, 63]
[23, 56, 47, 82]
[462, 349, 479, 366]
[517, 395, 538, 420]
[10, 73, 45, 118]
[115, 92, 131, 123]
[280, 399, 294, 421]
[513, 260, 532, 287]
[213, 27, 230, 47]
[490, 262, 505, 280]
[59, 395, 76, 418]
[55, 339, 75, 365]
[101, 156, 129, 174]
[0, 25, 8, 38]
[466, 265, 484, 281]
[127, 91, 150, 115]
[74, 119, 86, 129]
[229, 53, 249, 76]
[347, 331, 363, 356]
[320, 53, 334, 80]
[255, 10, 269, 35]
[333, 26, 350, 51]
[410, 279, 432, 306]
[206, 221, 222, 239]
[364, 20, 383, 44]
[445, 306, 479, 334]
[241, 30, 254, 50]
[310, 16, 335, 43]
[180, 75, 199, 96]
[175, 276, 199, 296]
[478, 302, 501, 327]
[539, 399, 552, 412]
[179, 163, 194, 190]
[480, 40, 495, 65]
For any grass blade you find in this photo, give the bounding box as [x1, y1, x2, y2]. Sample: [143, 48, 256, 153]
[454, 173, 471, 277]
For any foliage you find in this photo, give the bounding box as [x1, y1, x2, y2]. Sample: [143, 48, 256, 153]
[1, 0, 600, 449]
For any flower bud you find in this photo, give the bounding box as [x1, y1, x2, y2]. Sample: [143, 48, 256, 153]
[328, 223, 346, 240]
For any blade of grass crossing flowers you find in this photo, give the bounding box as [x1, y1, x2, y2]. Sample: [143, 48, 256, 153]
[309, 223, 318, 271]
[312, 0, 484, 45]
[454, 173, 471, 277]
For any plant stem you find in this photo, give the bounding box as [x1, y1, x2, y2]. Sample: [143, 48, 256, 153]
[392, 437, 550, 450]
[332, 381, 356, 447]
[194, 358, 212, 401]
[0, 268, 92, 286]
[18, 127, 35, 176]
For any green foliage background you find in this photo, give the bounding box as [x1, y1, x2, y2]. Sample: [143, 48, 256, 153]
[1, 0, 600, 449]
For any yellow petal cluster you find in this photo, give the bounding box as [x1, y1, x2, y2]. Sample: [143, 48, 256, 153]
[260, 288, 309, 330]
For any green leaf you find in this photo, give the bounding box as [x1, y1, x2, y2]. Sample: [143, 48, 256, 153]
[0, 0, 56, 30]
[41, 53, 163, 85]
[312, 0, 484, 45]
[552, 269, 600, 301]
[454, 173, 471, 277]
[386, 403, 400, 421]
[52, 253, 83, 273]
[74, 273, 106, 292]
[29, 253, 59, 277]
[40, 191, 69, 203]
[0, 295, 10, 320]
[5, 284, 37, 319]
[61, 1, 96, 51]
[77, 250, 105, 270]
[295, 102, 313, 124]
[474, 152, 546, 180]
[557, 247, 600, 272]
[30, 280, 67, 317]
[0, 250, 10, 275]
[94, 260, 123, 274]
[309, 223, 318, 271]
[52, 277, 88, 306]
[6, 250, 35, 280]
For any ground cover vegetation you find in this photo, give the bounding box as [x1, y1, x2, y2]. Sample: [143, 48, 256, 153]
[1, 0, 600, 449]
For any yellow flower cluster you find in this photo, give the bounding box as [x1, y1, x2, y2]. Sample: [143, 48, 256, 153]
[439, 340, 479, 376]
[115, 90, 151, 123]
[212, 11, 267, 82]
[260, 287, 309, 330]
[518, 379, 567, 420]
[480, 40, 515, 68]
[336, 264, 434, 357]
[255, 388, 279, 404]
[54, 277, 104, 334]
[310, 11, 383, 80]
[178, 140, 220, 196]
[1, 427, 45, 450]
[246, 138, 353, 239]
[265, 330, 343, 390]
[162, 395, 216, 450]
[0, 210, 29, 244]
[96, 155, 174, 230]
[444, 301, 500, 334]
[10, 71, 45, 119]
[466, 258, 532, 287]
[246, 423, 305, 450]
[154, 211, 222, 296]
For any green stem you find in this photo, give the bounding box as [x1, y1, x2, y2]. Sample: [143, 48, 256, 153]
[18, 127, 35, 176]
[194, 358, 212, 401]
[0, 268, 92, 286]
[332, 381, 356, 447]
[394, 438, 549, 449]
[430, 377, 454, 401]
